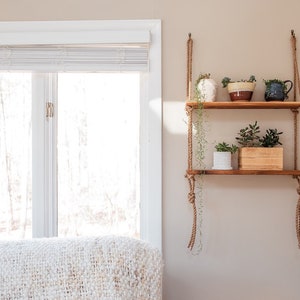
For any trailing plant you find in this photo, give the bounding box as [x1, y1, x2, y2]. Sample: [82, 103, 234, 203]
[222, 75, 256, 88]
[236, 121, 283, 148]
[191, 104, 207, 253]
[215, 142, 238, 153]
[192, 73, 211, 168]
[192, 74, 210, 252]
[194, 73, 211, 101]
[193, 101, 207, 169]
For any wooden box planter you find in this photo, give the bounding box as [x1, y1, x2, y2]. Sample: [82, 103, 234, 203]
[238, 147, 283, 170]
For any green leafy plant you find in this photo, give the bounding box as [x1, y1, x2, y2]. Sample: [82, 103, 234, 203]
[236, 121, 283, 147]
[222, 75, 256, 88]
[195, 73, 211, 86]
[259, 128, 283, 147]
[215, 142, 238, 153]
[263, 79, 288, 92]
[236, 121, 261, 147]
[194, 73, 210, 101]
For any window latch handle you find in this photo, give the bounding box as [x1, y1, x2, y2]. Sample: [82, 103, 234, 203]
[46, 102, 54, 118]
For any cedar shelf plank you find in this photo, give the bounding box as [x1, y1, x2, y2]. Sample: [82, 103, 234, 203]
[186, 101, 300, 109]
[186, 169, 300, 176]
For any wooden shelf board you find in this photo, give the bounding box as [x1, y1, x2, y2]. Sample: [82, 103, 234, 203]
[186, 169, 300, 176]
[186, 101, 300, 109]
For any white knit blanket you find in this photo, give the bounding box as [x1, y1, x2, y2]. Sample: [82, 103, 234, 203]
[0, 236, 162, 300]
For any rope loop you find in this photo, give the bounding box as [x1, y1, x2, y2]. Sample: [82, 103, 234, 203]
[185, 173, 197, 250]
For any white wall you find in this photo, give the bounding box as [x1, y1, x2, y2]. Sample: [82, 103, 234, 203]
[2, 0, 300, 299]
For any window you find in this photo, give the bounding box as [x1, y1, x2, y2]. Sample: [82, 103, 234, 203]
[0, 20, 161, 250]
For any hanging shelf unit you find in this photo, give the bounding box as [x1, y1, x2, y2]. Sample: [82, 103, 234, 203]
[185, 34, 300, 251]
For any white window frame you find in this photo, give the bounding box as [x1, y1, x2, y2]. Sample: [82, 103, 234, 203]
[0, 20, 162, 251]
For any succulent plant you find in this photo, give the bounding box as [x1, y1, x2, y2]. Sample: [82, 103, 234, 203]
[215, 142, 238, 153]
[236, 121, 283, 148]
[259, 128, 283, 147]
[222, 75, 256, 88]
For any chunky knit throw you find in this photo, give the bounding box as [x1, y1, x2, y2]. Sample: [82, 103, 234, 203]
[0, 235, 162, 300]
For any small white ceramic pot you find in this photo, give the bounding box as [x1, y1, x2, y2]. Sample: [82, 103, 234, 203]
[212, 152, 232, 170]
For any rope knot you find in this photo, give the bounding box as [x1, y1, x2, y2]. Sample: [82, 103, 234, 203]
[188, 192, 195, 204]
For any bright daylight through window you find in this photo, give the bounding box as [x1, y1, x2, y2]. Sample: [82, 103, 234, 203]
[0, 72, 140, 239]
[0, 73, 32, 239]
[0, 20, 161, 249]
[57, 73, 140, 238]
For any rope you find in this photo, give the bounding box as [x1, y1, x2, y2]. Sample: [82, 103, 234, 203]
[291, 31, 300, 249]
[291, 30, 300, 100]
[186, 33, 193, 102]
[185, 173, 197, 250]
[186, 106, 193, 170]
[186, 33, 197, 250]
[295, 176, 300, 249]
[297, 195, 300, 249]
[292, 109, 299, 170]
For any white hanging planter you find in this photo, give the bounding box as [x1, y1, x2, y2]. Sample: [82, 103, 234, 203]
[212, 152, 232, 170]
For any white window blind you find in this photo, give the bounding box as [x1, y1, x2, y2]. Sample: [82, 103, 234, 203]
[0, 22, 151, 72]
[0, 44, 149, 72]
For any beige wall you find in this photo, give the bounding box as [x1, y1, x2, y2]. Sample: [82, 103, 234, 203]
[2, 0, 300, 299]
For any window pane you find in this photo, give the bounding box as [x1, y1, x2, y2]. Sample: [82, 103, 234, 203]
[57, 73, 140, 238]
[0, 73, 32, 239]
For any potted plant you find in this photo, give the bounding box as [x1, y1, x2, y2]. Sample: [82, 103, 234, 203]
[195, 73, 217, 102]
[235, 120, 261, 147]
[212, 142, 238, 170]
[236, 121, 283, 170]
[222, 75, 256, 102]
[264, 79, 293, 101]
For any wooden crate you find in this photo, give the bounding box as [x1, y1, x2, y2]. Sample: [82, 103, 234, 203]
[238, 147, 283, 170]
